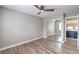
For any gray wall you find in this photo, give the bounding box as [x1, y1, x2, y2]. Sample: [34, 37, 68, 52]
[0, 6, 43, 49]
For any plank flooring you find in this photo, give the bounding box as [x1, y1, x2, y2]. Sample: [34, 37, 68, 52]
[0, 35, 79, 54]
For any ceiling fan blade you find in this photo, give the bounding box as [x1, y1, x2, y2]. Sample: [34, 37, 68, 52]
[37, 12, 41, 15]
[34, 5, 41, 10]
[41, 5, 44, 10]
[44, 9, 54, 11]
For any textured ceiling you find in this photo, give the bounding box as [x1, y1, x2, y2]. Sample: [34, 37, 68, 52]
[2, 5, 79, 19]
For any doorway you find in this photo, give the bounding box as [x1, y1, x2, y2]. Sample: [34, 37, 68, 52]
[54, 20, 62, 42]
[65, 17, 78, 48]
[55, 20, 61, 35]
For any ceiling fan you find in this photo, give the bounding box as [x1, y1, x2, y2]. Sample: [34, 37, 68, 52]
[34, 5, 54, 15]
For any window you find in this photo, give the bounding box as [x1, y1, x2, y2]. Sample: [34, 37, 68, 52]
[67, 26, 73, 30]
[59, 22, 61, 31]
[76, 26, 78, 30]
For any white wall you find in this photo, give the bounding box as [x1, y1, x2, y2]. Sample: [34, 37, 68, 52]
[47, 21, 54, 36]
[43, 19, 55, 36]
[43, 19, 47, 38]
[54, 20, 61, 34]
[0, 6, 43, 49]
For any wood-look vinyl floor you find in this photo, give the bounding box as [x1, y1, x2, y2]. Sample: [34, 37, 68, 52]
[0, 35, 79, 54]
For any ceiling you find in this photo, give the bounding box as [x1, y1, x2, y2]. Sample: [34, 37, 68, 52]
[2, 5, 79, 19]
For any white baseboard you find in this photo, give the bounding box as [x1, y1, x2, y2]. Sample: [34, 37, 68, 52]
[0, 37, 43, 51]
[47, 33, 55, 36]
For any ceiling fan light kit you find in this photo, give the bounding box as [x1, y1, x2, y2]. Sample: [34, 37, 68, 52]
[40, 10, 44, 12]
[34, 5, 54, 15]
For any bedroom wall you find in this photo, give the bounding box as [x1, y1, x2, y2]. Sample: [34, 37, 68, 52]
[0, 6, 43, 49]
